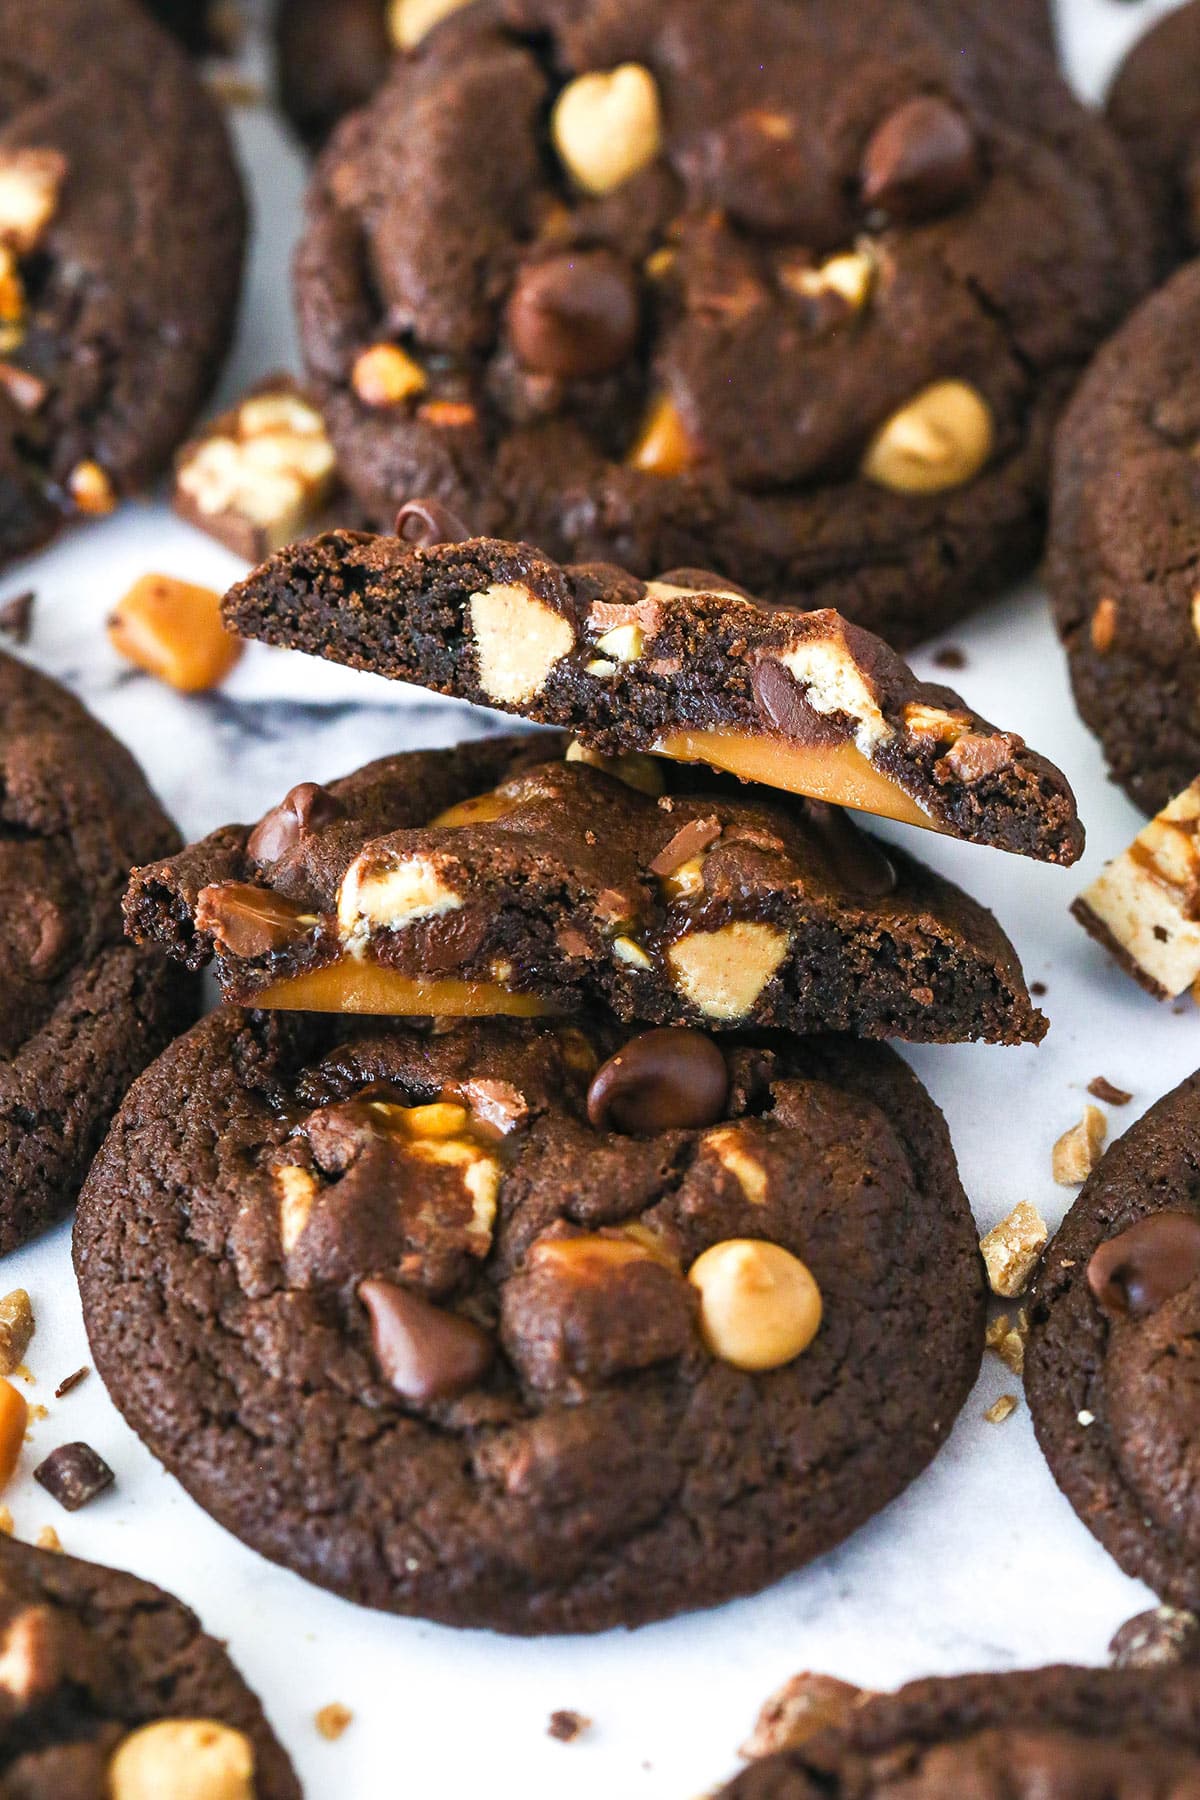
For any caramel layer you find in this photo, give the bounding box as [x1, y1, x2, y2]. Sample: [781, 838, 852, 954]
[654, 728, 936, 833]
[252, 956, 557, 1017]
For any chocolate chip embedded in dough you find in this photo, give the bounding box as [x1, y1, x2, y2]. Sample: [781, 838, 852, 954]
[507, 250, 640, 381]
[587, 1028, 729, 1135]
[394, 497, 471, 546]
[247, 782, 345, 864]
[1087, 1212, 1200, 1318]
[860, 96, 979, 221]
[358, 1277, 494, 1403]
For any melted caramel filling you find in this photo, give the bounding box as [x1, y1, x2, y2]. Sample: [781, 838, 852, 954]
[431, 791, 519, 828]
[654, 727, 937, 832]
[252, 955, 556, 1017]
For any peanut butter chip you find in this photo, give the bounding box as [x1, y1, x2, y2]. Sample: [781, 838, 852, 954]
[688, 1239, 821, 1371]
[386, 0, 471, 49]
[551, 65, 663, 195]
[107, 1719, 255, 1800]
[1092, 596, 1118, 654]
[861, 380, 994, 494]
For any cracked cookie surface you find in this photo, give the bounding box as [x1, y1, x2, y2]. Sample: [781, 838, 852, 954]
[291, 0, 1148, 645]
[1048, 264, 1200, 817]
[0, 1533, 299, 1798]
[125, 735, 1046, 1044]
[1027, 1070, 1200, 1607]
[720, 1666, 1200, 1798]
[0, 0, 245, 570]
[0, 650, 192, 1252]
[74, 1008, 984, 1634]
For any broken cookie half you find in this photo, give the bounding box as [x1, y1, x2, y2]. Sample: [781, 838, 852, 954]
[223, 512, 1084, 865]
[125, 735, 1046, 1045]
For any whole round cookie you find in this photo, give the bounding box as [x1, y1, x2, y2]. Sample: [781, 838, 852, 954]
[294, 0, 1148, 646]
[75, 1008, 985, 1634]
[720, 1665, 1200, 1797]
[0, 650, 192, 1252]
[0, 0, 245, 570]
[1107, 0, 1200, 271]
[1047, 262, 1200, 817]
[1026, 1070, 1200, 1607]
[0, 1532, 299, 1797]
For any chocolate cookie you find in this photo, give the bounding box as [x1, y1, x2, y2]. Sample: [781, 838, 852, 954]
[1027, 1070, 1200, 1607]
[1107, 0, 1200, 271]
[0, 650, 192, 1253]
[291, 0, 1148, 646]
[720, 1666, 1200, 1797]
[0, 1532, 299, 1798]
[228, 522, 1085, 863]
[0, 0, 245, 571]
[125, 736, 1046, 1044]
[1047, 263, 1200, 817]
[74, 1008, 985, 1633]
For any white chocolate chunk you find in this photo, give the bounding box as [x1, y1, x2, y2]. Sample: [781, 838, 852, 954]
[1074, 778, 1200, 998]
[667, 921, 790, 1021]
[776, 631, 892, 754]
[468, 583, 575, 704]
[337, 850, 462, 947]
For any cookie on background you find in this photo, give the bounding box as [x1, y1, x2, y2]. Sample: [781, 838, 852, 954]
[0, 650, 192, 1255]
[1027, 1070, 1200, 1609]
[718, 1665, 1200, 1796]
[226, 514, 1085, 864]
[1048, 262, 1200, 817]
[0, 1531, 299, 1797]
[292, 0, 1148, 646]
[1107, 0, 1200, 271]
[75, 1008, 985, 1634]
[0, 0, 246, 573]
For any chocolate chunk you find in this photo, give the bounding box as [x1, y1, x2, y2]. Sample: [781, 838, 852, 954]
[507, 251, 640, 380]
[587, 1028, 729, 1135]
[1088, 1076, 1132, 1106]
[649, 816, 722, 877]
[33, 1442, 114, 1512]
[194, 883, 307, 958]
[247, 781, 344, 864]
[750, 658, 844, 748]
[0, 590, 34, 644]
[394, 498, 470, 547]
[860, 96, 979, 221]
[1110, 1606, 1200, 1669]
[358, 1278, 493, 1404]
[1086, 1212, 1200, 1318]
[53, 1367, 88, 1399]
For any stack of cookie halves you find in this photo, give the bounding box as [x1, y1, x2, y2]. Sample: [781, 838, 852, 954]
[79, 503, 1088, 1636]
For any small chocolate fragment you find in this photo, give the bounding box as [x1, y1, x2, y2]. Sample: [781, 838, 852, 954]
[194, 882, 307, 958]
[247, 781, 344, 864]
[861, 96, 979, 221]
[547, 1710, 591, 1743]
[33, 1442, 114, 1512]
[1086, 1212, 1200, 1318]
[649, 816, 722, 878]
[394, 497, 470, 547]
[0, 590, 33, 644]
[53, 1367, 88, 1400]
[358, 1277, 493, 1404]
[587, 1028, 729, 1136]
[1088, 1076, 1132, 1106]
[507, 250, 640, 380]
[1110, 1606, 1200, 1670]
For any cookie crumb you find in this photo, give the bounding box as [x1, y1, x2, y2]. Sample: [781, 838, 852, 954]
[0, 1289, 34, 1377]
[54, 1367, 88, 1399]
[932, 644, 967, 670]
[984, 1394, 1018, 1424]
[979, 1202, 1048, 1297]
[34, 1441, 114, 1512]
[1087, 1076, 1132, 1106]
[740, 1674, 863, 1759]
[1053, 1106, 1106, 1184]
[0, 589, 34, 644]
[34, 1525, 61, 1552]
[1031, 980, 1047, 996]
[315, 1703, 353, 1741]
[1110, 1606, 1200, 1670]
[547, 1710, 591, 1743]
[985, 1311, 1027, 1376]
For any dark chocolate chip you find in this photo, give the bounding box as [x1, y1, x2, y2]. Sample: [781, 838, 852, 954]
[247, 780, 345, 864]
[587, 1028, 729, 1136]
[1110, 1606, 1200, 1670]
[394, 497, 470, 547]
[358, 1278, 493, 1404]
[860, 96, 979, 222]
[1087, 1212, 1200, 1318]
[751, 658, 846, 748]
[1088, 1076, 1132, 1106]
[507, 250, 640, 380]
[34, 1442, 114, 1512]
[0, 590, 34, 644]
[802, 801, 898, 899]
[194, 882, 307, 959]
